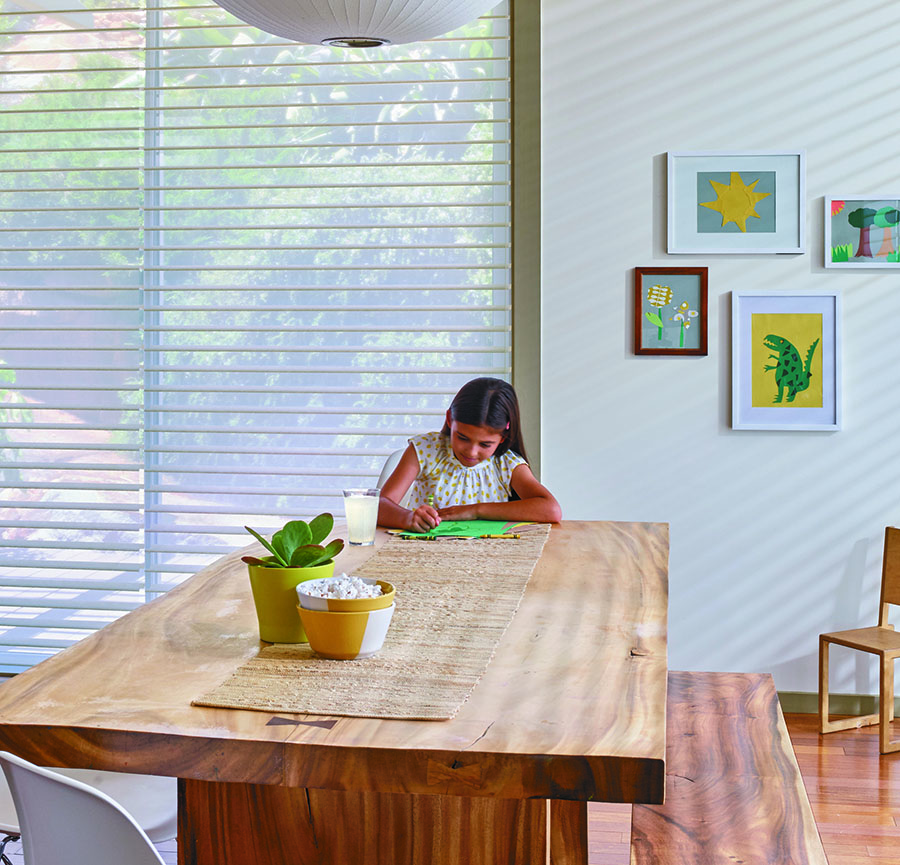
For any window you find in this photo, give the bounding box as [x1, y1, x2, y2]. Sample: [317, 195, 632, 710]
[0, 0, 513, 671]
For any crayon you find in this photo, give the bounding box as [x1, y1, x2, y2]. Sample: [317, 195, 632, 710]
[479, 534, 520, 539]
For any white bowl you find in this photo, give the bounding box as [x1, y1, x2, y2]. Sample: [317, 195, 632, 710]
[297, 576, 394, 612]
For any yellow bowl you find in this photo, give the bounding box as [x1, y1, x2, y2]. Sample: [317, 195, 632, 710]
[296, 604, 395, 660]
[297, 578, 395, 612]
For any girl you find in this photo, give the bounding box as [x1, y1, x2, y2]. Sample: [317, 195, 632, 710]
[378, 377, 561, 532]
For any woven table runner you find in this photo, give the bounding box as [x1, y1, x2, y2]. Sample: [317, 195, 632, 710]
[192, 524, 550, 721]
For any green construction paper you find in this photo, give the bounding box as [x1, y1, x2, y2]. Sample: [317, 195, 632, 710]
[400, 520, 526, 538]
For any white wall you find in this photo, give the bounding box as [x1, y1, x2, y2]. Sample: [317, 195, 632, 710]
[541, 0, 900, 694]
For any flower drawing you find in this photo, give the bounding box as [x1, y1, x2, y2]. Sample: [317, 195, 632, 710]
[672, 300, 698, 348]
[644, 284, 673, 340]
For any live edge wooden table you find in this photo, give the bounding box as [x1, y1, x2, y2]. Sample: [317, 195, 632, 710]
[0, 520, 668, 865]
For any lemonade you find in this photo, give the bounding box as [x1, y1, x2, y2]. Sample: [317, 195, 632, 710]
[342, 488, 379, 545]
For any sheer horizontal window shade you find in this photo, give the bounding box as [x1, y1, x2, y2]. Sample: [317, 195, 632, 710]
[0, 0, 143, 671]
[0, 0, 511, 671]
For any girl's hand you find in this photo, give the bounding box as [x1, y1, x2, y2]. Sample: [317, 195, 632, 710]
[437, 504, 479, 520]
[406, 505, 441, 533]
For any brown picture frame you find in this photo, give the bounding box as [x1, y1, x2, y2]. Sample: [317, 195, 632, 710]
[634, 267, 708, 356]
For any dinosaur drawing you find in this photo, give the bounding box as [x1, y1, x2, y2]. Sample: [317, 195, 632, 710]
[762, 334, 819, 404]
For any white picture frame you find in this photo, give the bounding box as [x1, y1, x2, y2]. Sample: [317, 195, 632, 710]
[731, 290, 841, 431]
[668, 151, 805, 254]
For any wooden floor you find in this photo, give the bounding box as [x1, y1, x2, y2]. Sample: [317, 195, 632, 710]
[0, 712, 895, 864]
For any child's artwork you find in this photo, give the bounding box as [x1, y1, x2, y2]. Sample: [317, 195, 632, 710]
[750, 314, 822, 408]
[668, 151, 804, 254]
[633, 267, 708, 356]
[825, 196, 900, 268]
[395, 520, 531, 538]
[697, 171, 776, 234]
[732, 290, 841, 431]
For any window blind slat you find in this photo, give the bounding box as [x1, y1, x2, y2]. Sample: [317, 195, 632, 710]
[0, 0, 512, 673]
[0, 597, 139, 611]
[0, 615, 125, 631]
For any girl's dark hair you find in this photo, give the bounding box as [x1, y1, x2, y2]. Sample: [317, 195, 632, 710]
[441, 377, 528, 463]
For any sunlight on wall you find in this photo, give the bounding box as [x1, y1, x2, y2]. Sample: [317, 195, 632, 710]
[542, 0, 900, 693]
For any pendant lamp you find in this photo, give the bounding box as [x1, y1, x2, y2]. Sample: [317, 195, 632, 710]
[211, 0, 503, 47]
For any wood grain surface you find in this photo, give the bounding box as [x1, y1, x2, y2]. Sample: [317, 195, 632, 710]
[0, 521, 668, 805]
[631, 671, 828, 865]
[550, 800, 589, 865]
[0, 521, 668, 865]
[179, 778, 547, 865]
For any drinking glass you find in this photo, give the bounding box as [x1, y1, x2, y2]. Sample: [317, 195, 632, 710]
[342, 488, 380, 546]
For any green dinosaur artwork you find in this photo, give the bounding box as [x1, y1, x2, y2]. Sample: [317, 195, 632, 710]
[751, 313, 823, 408]
[762, 334, 819, 403]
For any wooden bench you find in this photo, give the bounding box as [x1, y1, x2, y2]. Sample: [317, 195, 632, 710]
[631, 671, 827, 865]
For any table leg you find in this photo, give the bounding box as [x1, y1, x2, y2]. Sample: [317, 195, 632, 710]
[549, 800, 588, 865]
[178, 779, 547, 865]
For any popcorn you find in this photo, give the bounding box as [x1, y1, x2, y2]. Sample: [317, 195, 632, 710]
[303, 574, 383, 600]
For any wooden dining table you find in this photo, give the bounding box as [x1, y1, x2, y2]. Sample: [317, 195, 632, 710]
[0, 520, 668, 865]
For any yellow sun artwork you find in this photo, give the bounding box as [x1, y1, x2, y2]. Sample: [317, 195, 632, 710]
[699, 172, 771, 232]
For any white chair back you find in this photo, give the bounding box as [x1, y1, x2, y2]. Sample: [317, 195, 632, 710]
[0, 751, 165, 865]
[377, 449, 410, 507]
[52, 767, 177, 843]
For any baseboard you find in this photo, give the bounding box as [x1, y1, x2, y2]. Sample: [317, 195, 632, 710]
[778, 690, 900, 715]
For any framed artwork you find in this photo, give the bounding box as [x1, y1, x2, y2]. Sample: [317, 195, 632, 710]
[634, 267, 708, 356]
[825, 196, 900, 268]
[667, 151, 805, 254]
[731, 290, 841, 431]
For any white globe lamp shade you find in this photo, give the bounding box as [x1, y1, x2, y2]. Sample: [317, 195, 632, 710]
[211, 0, 503, 47]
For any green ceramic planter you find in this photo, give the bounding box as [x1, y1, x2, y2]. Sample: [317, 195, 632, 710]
[247, 560, 335, 643]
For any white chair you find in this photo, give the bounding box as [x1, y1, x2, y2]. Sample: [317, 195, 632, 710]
[0, 751, 174, 865]
[378, 449, 410, 507]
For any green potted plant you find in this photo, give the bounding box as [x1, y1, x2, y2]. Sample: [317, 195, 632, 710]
[242, 513, 344, 644]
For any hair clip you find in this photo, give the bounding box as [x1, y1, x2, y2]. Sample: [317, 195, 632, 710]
[505, 422, 510, 430]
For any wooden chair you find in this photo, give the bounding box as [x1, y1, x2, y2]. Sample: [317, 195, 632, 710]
[819, 526, 900, 754]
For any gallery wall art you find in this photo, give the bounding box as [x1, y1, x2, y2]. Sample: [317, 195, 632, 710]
[825, 196, 900, 268]
[633, 267, 708, 356]
[668, 151, 805, 254]
[732, 290, 841, 431]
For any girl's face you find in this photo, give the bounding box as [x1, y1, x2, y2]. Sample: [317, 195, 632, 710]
[446, 412, 506, 467]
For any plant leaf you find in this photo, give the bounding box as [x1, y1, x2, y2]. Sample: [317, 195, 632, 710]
[242, 555, 272, 567]
[289, 545, 326, 568]
[280, 520, 312, 557]
[244, 526, 289, 567]
[308, 512, 333, 545]
[320, 538, 344, 561]
[645, 312, 662, 327]
[270, 529, 288, 562]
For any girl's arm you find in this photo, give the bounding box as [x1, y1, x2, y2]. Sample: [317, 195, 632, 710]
[437, 464, 562, 523]
[377, 444, 442, 532]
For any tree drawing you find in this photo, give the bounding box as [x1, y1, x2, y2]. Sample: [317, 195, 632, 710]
[874, 207, 900, 257]
[848, 207, 877, 258]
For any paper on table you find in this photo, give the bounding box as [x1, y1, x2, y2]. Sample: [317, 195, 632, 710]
[395, 519, 532, 538]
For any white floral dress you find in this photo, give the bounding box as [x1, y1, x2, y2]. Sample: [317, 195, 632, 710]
[406, 431, 527, 509]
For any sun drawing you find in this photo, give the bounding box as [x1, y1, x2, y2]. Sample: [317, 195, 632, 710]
[699, 171, 771, 232]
